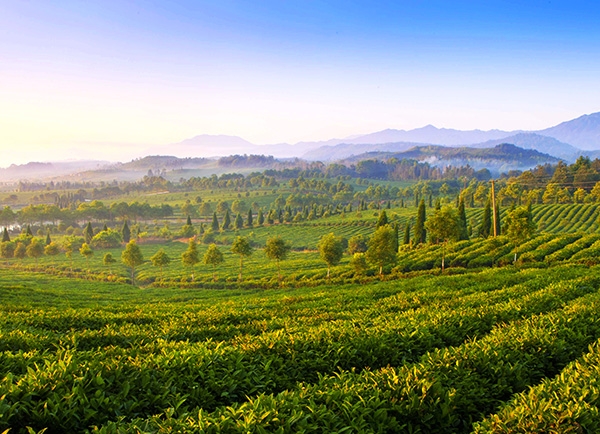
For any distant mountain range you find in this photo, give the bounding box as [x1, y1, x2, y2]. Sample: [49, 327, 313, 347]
[2, 111, 600, 182]
[161, 111, 600, 162]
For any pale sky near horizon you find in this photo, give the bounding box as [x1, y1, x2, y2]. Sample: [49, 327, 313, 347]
[1, 1, 600, 165]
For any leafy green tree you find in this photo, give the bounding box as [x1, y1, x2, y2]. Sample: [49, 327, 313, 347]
[179, 223, 197, 238]
[348, 234, 368, 254]
[318, 233, 344, 279]
[26, 238, 44, 265]
[350, 252, 368, 275]
[504, 205, 537, 263]
[479, 200, 492, 238]
[204, 243, 224, 281]
[181, 238, 200, 281]
[103, 252, 116, 274]
[84, 222, 94, 244]
[91, 229, 123, 248]
[79, 242, 94, 271]
[264, 236, 291, 284]
[121, 240, 144, 285]
[211, 212, 220, 232]
[150, 248, 171, 279]
[376, 210, 389, 228]
[425, 205, 460, 272]
[199, 202, 212, 216]
[44, 242, 60, 259]
[122, 221, 131, 243]
[2, 227, 10, 243]
[366, 225, 398, 276]
[414, 199, 427, 244]
[45, 230, 52, 245]
[1, 241, 15, 265]
[231, 236, 253, 282]
[14, 242, 26, 261]
[26, 225, 33, 237]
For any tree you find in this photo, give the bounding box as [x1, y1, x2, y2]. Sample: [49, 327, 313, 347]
[376, 210, 389, 228]
[122, 221, 131, 243]
[204, 243, 224, 281]
[44, 242, 60, 263]
[103, 252, 116, 274]
[318, 233, 344, 279]
[246, 208, 253, 227]
[92, 229, 123, 249]
[45, 230, 52, 246]
[221, 210, 231, 231]
[403, 222, 411, 245]
[231, 236, 253, 282]
[479, 200, 492, 238]
[457, 197, 469, 241]
[257, 209, 265, 226]
[264, 236, 291, 284]
[84, 222, 94, 244]
[425, 205, 460, 272]
[234, 213, 244, 230]
[504, 205, 537, 263]
[79, 242, 94, 271]
[366, 225, 398, 276]
[211, 212, 220, 232]
[2, 227, 9, 243]
[494, 202, 502, 236]
[150, 249, 171, 279]
[121, 240, 144, 285]
[26, 238, 44, 265]
[348, 234, 368, 254]
[14, 242, 26, 261]
[1, 241, 15, 265]
[181, 238, 200, 281]
[414, 199, 427, 244]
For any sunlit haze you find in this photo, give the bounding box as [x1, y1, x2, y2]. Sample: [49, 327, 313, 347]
[2, 1, 600, 165]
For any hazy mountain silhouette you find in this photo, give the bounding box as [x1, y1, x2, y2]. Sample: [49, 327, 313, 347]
[537, 112, 600, 150]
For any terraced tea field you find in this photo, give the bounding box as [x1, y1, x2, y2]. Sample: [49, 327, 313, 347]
[2, 261, 600, 432]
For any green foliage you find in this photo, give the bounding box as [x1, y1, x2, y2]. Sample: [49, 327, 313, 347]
[504, 205, 537, 262]
[414, 199, 427, 244]
[84, 222, 94, 244]
[203, 243, 224, 281]
[181, 238, 200, 280]
[318, 232, 345, 278]
[348, 234, 368, 254]
[121, 240, 144, 284]
[26, 238, 44, 263]
[91, 229, 123, 249]
[264, 236, 291, 283]
[150, 249, 171, 278]
[366, 225, 398, 275]
[0, 241, 15, 262]
[122, 221, 131, 243]
[1, 227, 10, 242]
[44, 242, 60, 257]
[231, 236, 253, 281]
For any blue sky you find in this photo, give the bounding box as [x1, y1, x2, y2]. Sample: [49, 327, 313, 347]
[1, 0, 600, 163]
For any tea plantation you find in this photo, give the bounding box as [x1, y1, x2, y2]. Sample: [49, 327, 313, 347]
[2, 258, 600, 432]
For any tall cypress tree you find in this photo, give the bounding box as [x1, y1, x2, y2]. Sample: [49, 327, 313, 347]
[221, 210, 231, 230]
[85, 222, 94, 244]
[494, 203, 502, 236]
[457, 197, 469, 241]
[211, 212, 220, 232]
[186, 215, 192, 226]
[45, 230, 52, 246]
[26, 225, 33, 236]
[2, 227, 10, 242]
[414, 199, 427, 244]
[122, 220, 131, 243]
[247, 208, 253, 227]
[393, 223, 399, 252]
[479, 201, 492, 238]
[376, 210, 389, 228]
[257, 209, 265, 226]
[403, 221, 410, 245]
[234, 213, 243, 229]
